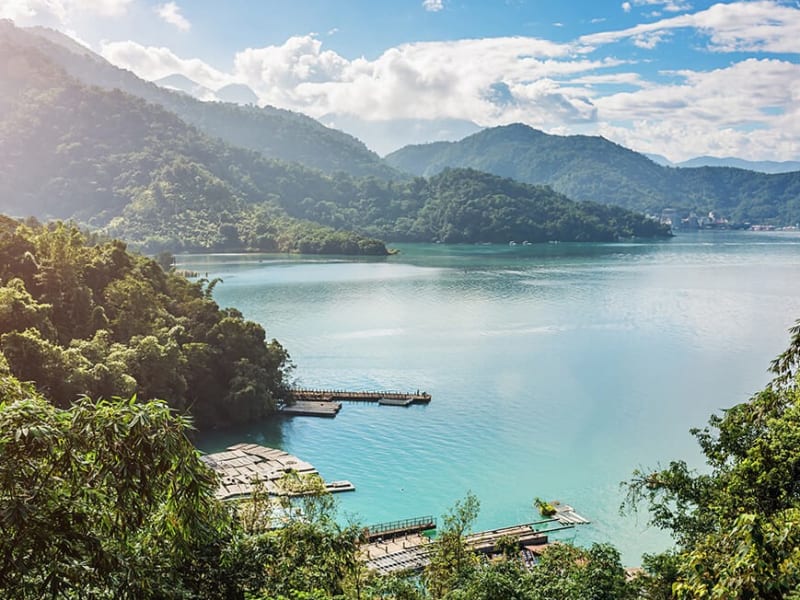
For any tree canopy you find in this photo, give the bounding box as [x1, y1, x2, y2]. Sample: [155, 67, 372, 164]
[0, 218, 290, 428]
[623, 320, 800, 598]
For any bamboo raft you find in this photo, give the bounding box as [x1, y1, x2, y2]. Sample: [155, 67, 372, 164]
[201, 443, 353, 500]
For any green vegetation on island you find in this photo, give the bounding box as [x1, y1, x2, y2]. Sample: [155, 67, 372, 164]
[0, 216, 290, 429]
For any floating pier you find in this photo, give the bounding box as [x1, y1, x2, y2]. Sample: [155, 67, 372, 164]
[279, 388, 431, 418]
[201, 443, 353, 500]
[362, 520, 549, 574]
[279, 400, 342, 417]
[465, 523, 548, 554]
[552, 503, 591, 525]
[288, 388, 431, 404]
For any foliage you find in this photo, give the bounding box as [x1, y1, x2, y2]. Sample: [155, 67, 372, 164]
[0, 380, 234, 599]
[386, 123, 800, 226]
[0, 219, 291, 428]
[623, 320, 800, 598]
[533, 497, 556, 517]
[424, 492, 481, 598]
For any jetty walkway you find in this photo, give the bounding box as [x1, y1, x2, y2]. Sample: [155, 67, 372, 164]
[280, 388, 431, 417]
[361, 505, 590, 574]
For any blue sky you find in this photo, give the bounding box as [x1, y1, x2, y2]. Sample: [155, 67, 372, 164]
[2, 0, 799, 160]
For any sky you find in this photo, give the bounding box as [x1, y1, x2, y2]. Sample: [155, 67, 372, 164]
[1, 0, 799, 161]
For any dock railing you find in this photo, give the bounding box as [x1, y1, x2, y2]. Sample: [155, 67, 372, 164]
[365, 515, 437, 540]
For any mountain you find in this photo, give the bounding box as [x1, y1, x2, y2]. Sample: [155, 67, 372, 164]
[215, 83, 259, 105]
[0, 39, 388, 255]
[154, 73, 216, 101]
[677, 156, 800, 174]
[318, 114, 483, 156]
[385, 124, 800, 225]
[645, 153, 674, 167]
[154, 74, 259, 105]
[0, 39, 670, 249]
[1, 20, 397, 179]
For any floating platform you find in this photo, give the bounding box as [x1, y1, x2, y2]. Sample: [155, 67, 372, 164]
[552, 503, 590, 525]
[325, 480, 356, 493]
[378, 397, 414, 406]
[279, 400, 342, 417]
[201, 443, 353, 500]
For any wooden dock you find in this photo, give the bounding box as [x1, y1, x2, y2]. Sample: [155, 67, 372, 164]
[362, 520, 548, 574]
[466, 523, 548, 554]
[288, 388, 431, 405]
[201, 443, 353, 500]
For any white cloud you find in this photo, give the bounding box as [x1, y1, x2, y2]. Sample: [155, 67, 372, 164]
[156, 2, 190, 32]
[595, 58, 800, 160]
[582, 1, 800, 54]
[0, 0, 131, 25]
[629, 0, 692, 12]
[422, 0, 443, 11]
[100, 40, 231, 88]
[80, 0, 800, 160]
[633, 29, 671, 48]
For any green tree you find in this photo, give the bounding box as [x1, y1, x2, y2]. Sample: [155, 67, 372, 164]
[0, 375, 232, 599]
[424, 492, 481, 598]
[624, 320, 800, 599]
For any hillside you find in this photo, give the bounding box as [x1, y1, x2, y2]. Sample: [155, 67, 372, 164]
[0, 218, 290, 428]
[0, 40, 388, 255]
[0, 38, 670, 247]
[386, 124, 800, 225]
[1, 20, 397, 179]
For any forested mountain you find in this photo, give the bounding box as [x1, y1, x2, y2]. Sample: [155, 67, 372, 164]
[0, 39, 390, 255]
[1, 20, 397, 179]
[0, 217, 290, 428]
[0, 39, 670, 248]
[386, 124, 800, 224]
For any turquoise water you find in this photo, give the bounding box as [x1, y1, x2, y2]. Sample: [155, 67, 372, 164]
[182, 231, 800, 564]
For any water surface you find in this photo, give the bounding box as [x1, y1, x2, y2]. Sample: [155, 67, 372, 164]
[184, 231, 800, 563]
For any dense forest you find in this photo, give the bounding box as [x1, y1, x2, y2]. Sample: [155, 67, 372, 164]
[386, 124, 800, 225]
[2, 318, 800, 598]
[0, 25, 670, 253]
[0, 216, 290, 428]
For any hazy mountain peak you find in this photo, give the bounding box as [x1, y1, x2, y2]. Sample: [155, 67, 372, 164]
[215, 83, 259, 105]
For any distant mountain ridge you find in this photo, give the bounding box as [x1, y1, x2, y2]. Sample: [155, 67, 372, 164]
[0, 20, 397, 179]
[385, 124, 800, 225]
[676, 156, 800, 174]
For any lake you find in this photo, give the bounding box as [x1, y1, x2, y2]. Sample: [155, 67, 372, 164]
[183, 231, 800, 564]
